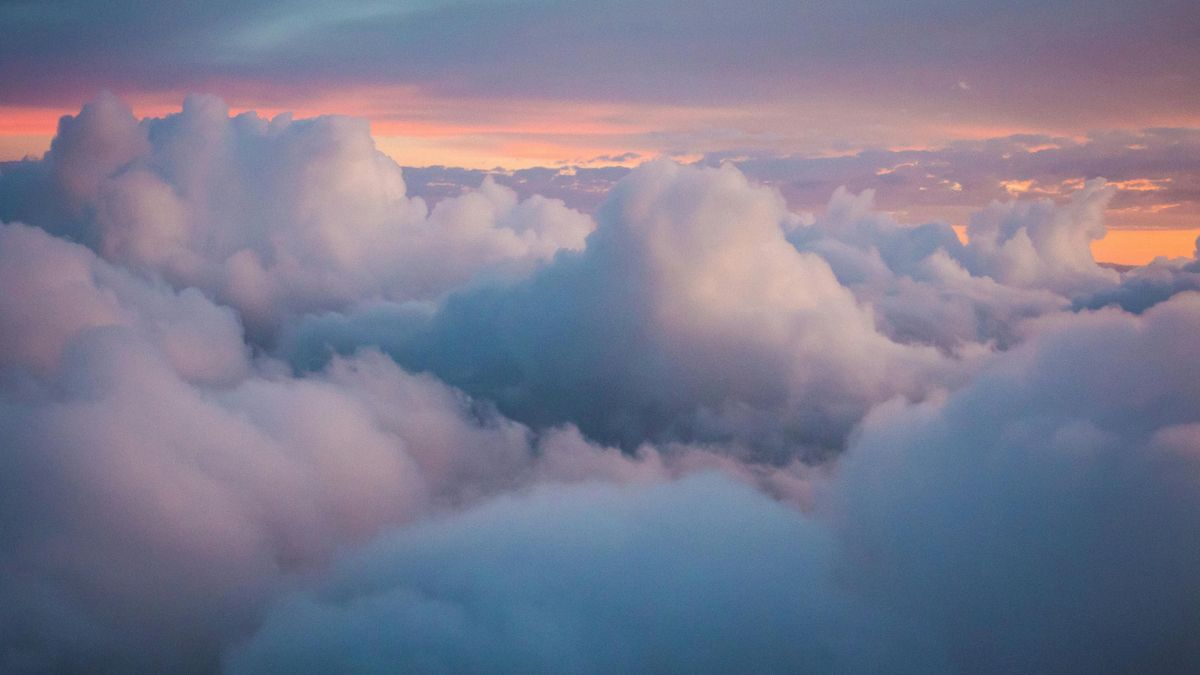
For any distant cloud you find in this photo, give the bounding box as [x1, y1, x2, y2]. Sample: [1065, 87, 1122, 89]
[577, 151, 643, 165]
[396, 129, 1200, 234]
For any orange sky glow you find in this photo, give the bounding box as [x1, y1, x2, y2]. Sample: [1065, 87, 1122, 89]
[2, 93, 1197, 266]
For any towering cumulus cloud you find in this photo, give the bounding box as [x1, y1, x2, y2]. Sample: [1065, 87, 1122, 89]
[1, 95, 1199, 673]
[0, 93, 593, 337]
[295, 161, 955, 456]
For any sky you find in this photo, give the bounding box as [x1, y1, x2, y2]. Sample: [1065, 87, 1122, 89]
[2, 0, 1200, 261]
[3, 3, 1200, 673]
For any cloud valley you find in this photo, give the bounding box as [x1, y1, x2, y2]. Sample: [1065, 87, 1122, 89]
[1, 96, 1199, 673]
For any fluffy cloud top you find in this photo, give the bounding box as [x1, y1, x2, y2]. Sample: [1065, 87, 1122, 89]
[294, 161, 1132, 453]
[0, 221, 247, 383]
[1, 95, 1200, 673]
[788, 186, 1068, 350]
[0, 93, 593, 337]
[963, 178, 1119, 294]
[295, 161, 955, 456]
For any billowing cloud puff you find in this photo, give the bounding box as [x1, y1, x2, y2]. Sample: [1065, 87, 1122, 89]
[0, 335, 514, 669]
[963, 178, 1119, 295]
[0, 221, 247, 383]
[837, 291, 1200, 672]
[0, 337, 815, 671]
[0, 213, 580, 670]
[0, 328, 671, 671]
[297, 160, 955, 455]
[0, 209, 816, 671]
[226, 475, 920, 674]
[788, 186, 1068, 350]
[0, 93, 593, 337]
[297, 161, 1135, 453]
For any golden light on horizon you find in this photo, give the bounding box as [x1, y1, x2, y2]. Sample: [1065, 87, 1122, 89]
[1, 97, 1196, 267]
[951, 224, 1200, 266]
[1091, 228, 1200, 266]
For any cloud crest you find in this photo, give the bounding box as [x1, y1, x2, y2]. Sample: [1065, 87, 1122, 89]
[1, 93, 593, 336]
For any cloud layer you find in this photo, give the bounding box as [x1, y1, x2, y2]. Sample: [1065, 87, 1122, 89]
[237, 294, 1200, 673]
[2, 96, 1200, 673]
[402, 128, 1200, 233]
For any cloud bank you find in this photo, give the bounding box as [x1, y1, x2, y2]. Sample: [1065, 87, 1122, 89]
[401, 128, 1200, 234]
[2, 96, 1200, 673]
[0, 93, 593, 337]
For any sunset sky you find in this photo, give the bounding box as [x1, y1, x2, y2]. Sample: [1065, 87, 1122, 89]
[2, 0, 1199, 261]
